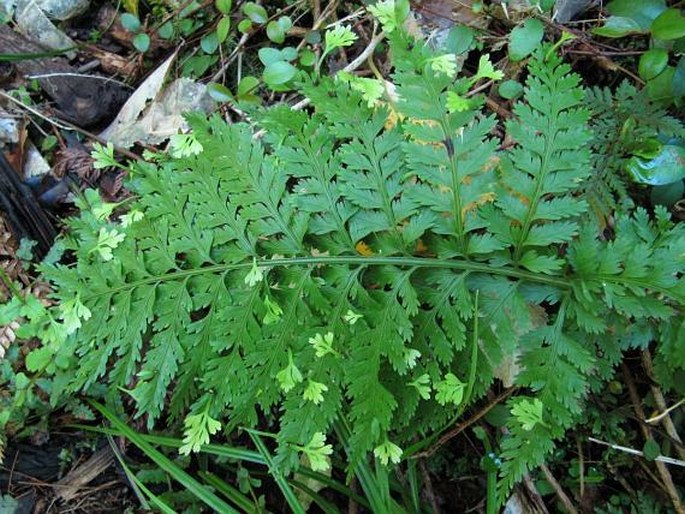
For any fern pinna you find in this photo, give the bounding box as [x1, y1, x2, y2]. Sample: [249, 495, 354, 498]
[40, 28, 683, 497]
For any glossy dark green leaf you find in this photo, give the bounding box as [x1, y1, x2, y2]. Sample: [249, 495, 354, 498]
[626, 144, 685, 185]
[651, 181, 684, 207]
[651, 8, 685, 40]
[607, 0, 666, 29]
[646, 65, 675, 102]
[509, 18, 544, 61]
[638, 48, 668, 80]
[592, 16, 644, 37]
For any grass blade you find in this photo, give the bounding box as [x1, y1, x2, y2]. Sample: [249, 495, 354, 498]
[90, 401, 237, 514]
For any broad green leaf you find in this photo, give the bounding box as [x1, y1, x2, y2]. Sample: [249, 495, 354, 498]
[263, 61, 298, 86]
[509, 18, 544, 61]
[607, 0, 666, 29]
[651, 8, 685, 41]
[626, 144, 685, 185]
[646, 65, 675, 102]
[639, 48, 668, 80]
[445, 25, 474, 55]
[207, 82, 233, 102]
[592, 16, 644, 38]
[651, 181, 684, 207]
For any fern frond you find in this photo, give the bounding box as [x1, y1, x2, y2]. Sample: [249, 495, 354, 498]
[34, 33, 684, 499]
[489, 50, 591, 272]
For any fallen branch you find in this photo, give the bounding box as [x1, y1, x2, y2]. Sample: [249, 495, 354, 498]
[587, 438, 685, 468]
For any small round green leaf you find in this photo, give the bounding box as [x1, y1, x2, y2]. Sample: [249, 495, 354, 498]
[639, 48, 668, 80]
[651, 8, 685, 41]
[299, 49, 316, 67]
[592, 16, 644, 38]
[277, 16, 293, 32]
[243, 2, 268, 24]
[238, 19, 252, 33]
[258, 47, 283, 65]
[305, 30, 321, 44]
[266, 20, 285, 43]
[263, 61, 297, 86]
[216, 16, 231, 43]
[237, 75, 259, 96]
[207, 82, 234, 102]
[281, 46, 298, 62]
[642, 438, 660, 461]
[498, 79, 523, 99]
[201, 32, 219, 54]
[445, 25, 474, 55]
[132, 33, 150, 53]
[215, 0, 232, 15]
[509, 18, 544, 61]
[237, 76, 261, 105]
[120, 13, 141, 32]
[157, 22, 174, 39]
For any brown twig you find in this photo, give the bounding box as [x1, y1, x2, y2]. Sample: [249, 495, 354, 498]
[419, 459, 441, 514]
[539, 463, 579, 514]
[641, 350, 685, 461]
[412, 388, 515, 459]
[622, 362, 684, 514]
